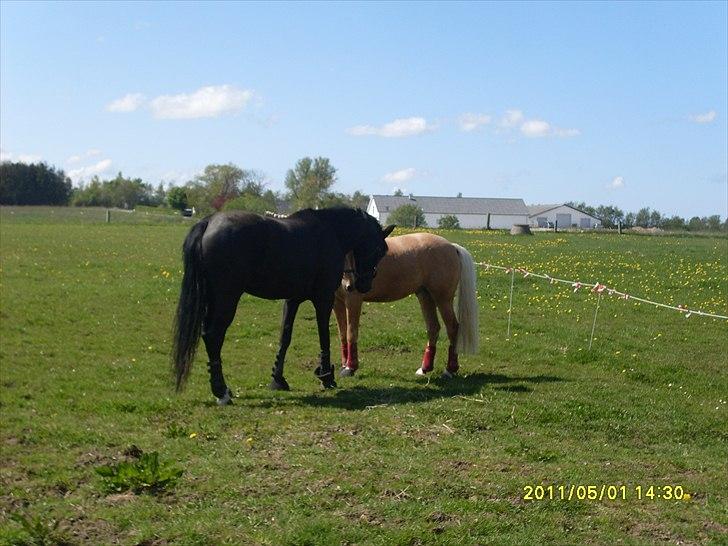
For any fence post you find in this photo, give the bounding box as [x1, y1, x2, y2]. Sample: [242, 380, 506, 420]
[589, 293, 602, 350]
[106, 209, 110, 223]
[507, 269, 515, 338]
[618, 220, 622, 235]
[554, 220, 558, 233]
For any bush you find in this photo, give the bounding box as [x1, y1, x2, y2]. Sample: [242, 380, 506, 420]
[437, 214, 460, 229]
[388, 204, 427, 228]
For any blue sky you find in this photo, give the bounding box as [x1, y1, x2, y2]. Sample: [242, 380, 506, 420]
[1, 1, 726, 217]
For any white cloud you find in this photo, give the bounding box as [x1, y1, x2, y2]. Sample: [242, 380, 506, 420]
[689, 110, 717, 124]
[608, 176, 625, 190]
[67, 149, 103, 164]
[382, 167, 417, 183]
[347, 117, 433, 138]
[459, 113, 491, 132]
[150, 85, 254, 119]
[67, 158, 113, 182]
[520, 119, 551, 138]
[500, 109, 524, 128]
[0, 149, 41, 163]
[497, 109, 579, 138]
[107, 93, 145, 113]
[553, 127, 580, 138]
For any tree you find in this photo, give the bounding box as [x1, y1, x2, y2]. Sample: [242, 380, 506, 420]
[388, 204, 426, 228]
[153, 182, 167, 207]
[687, 216, 706, 231]
[634, 207, 651, 228]
[393, 188, 404, 196]
[224, 190, 278, 215]
[167, 187, 189, 210]
[706, 215, 722, 231]
[437, 214, 460, 229]
[185, 164, 266, 213]
[661, 215, 686, 231]
[72, 172, 157, 209]
[349, 190, 369, 210]
[649, 210, 662, 228]
[0, 161, 73, 205]
[284, 157, 337, 210]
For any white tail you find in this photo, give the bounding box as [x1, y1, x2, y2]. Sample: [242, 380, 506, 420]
[453, 243, 479, 354]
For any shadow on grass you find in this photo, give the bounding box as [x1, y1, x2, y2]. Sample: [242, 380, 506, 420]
[237, 372, 565, 411]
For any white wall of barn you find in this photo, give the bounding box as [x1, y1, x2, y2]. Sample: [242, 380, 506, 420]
[529, 206, 600, 229]
[375, 210, 528, 229]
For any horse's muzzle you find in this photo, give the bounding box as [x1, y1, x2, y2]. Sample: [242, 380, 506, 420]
[355, 278, 373, 293]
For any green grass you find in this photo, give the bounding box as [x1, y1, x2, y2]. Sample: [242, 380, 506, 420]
[1, 207, 726, 545]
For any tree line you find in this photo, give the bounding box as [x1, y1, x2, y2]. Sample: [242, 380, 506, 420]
[0, 157, 369, 214]
[567, 202, 726, 232]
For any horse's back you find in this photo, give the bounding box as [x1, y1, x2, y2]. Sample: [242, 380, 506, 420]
[360, 232, 459, 302]
[200, 211, 341, 300]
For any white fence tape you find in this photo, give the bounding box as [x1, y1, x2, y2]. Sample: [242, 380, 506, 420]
[476, 262, 728, 321]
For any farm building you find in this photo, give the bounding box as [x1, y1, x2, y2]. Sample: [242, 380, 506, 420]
[367, 194, 529, 229]
[528, 204, 601, 229]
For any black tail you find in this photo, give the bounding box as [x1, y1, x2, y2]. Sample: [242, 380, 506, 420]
[172, 216, 211, 392]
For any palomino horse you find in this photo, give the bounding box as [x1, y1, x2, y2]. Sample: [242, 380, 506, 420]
[172, 208, 393, 404]
[334, 233, 479, 378]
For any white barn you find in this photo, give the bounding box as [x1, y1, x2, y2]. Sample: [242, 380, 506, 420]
[367, 195, 529, 229]
[528, 204, 601, 229]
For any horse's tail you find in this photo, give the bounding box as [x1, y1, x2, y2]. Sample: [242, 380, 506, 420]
[172, 216, 211, 392]
[452, 243, 479, 354]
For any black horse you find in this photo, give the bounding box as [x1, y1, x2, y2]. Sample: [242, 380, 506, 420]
[172, 207, 394, 404]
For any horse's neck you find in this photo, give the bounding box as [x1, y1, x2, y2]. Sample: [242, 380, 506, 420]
[312, 208, 361, 251]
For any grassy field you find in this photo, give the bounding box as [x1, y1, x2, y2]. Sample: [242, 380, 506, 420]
[0, 206, 726, 545]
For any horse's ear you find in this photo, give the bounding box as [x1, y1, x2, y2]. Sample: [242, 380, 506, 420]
[382, 224, 396, 238]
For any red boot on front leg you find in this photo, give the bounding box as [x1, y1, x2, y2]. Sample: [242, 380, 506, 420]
[443, 345, 459, 378]
[416, 344, 436, 375]
[340, 342, 358, 377]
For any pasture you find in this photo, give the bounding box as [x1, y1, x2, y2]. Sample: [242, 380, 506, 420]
[0, 207, 726, 545]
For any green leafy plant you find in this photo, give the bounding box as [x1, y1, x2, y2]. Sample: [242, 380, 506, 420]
[95, 451, 183, 494]
[10, 512, 71, 546]
[437, 214, 461, 229]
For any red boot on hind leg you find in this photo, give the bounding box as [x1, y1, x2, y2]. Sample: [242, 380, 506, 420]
[442, 345, 459, 378]
[416, 344, 436, 375]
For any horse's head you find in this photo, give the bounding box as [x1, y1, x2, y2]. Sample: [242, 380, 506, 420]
[349, 212, 395, 293]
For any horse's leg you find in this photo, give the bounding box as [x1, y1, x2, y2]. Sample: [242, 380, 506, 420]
[313, 294, 337, 388]
[435, 296, 460, 378]
[415, 290, 441, 375]
[202, 293, 240, 405]
[340, 295, 362, 377]
[333, 295, 349, 367]
[270, 298, 301, 391]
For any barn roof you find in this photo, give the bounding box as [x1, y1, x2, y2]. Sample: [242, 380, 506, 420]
[527, 203, 601, 219]
[371, 195, 529, 216]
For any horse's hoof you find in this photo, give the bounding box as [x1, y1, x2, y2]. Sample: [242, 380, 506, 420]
[441, 370, 455, 379]
[340, 367, 356, 377]
[415, 367, 431, 376]
[322, 379, 337, 389]
[216, 389, 234, 405]
[269, 377, 290, 391]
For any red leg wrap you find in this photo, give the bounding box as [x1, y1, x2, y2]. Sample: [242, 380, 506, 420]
[346, 342, 359, 371]
[340, 342, 348, 366]
[421, 344, 436, 372]
[446, 345, 459, 374]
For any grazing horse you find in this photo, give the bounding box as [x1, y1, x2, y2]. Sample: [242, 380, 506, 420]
[172, 207, 394, 404]
[334, 233, 479, 378]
